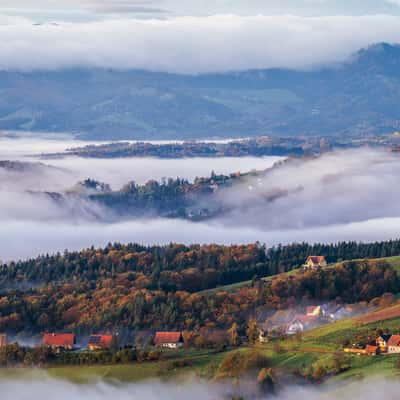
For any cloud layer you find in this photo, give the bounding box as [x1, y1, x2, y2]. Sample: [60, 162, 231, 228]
[1, 138, 400, 261]
[218, 148, 400, 229]
[0, 15, 400, 73]
[1, 375, 400, 400]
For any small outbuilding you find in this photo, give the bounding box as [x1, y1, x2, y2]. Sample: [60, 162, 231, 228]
[88, 334, 113, 351]
[365, 345, 379, 356]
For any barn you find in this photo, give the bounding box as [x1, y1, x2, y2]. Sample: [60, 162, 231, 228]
[43, 333, 76, 351]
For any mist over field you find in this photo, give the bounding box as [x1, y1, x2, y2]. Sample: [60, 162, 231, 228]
[1, 138, 400, 260]
[0, 375, 398, 400]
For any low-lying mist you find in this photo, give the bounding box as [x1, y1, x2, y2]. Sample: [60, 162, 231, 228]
[0, 375, 397, 400]
[1, 137, 400, 261]
[217, 147, 400, 229]
[0, 136, 280, 190]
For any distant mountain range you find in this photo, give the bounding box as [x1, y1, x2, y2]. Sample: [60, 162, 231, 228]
[1, 42, 400, 140]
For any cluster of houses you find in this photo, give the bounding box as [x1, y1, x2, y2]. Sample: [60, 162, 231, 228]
[347, 334, 400, 356]
[0, 331, 184, 352]
[259, 302, 355, 342]
[43, 333, 114, 352]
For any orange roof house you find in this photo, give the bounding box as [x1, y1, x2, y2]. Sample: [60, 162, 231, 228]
[304, 256, 327, 270]
[154, 332, 184, 349]
[43, 333, 76, 350]
[88, 334, 113, 351]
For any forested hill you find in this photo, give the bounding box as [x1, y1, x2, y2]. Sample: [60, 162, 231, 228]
[0, 241, 400, 334]
[2, 240, 400, 289]
[0, 43, 400, 139]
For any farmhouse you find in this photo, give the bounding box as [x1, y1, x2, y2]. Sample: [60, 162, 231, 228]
[0, 334, 7, 348]
[387, 335, 400, 354]
[154, 332, 184, 349]
[88, 334, 113, 351]
[377, 334, 392, 353]
[286, 315, 319, 335]
[43, 333, 76, 351]
[304, 256, 327, 271]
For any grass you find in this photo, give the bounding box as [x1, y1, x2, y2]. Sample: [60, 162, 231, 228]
[0, 348, 230, 384]
[198, 268, 302, 295]
[380, 256, 400, 273]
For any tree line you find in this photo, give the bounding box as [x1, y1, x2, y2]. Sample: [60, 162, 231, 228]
[0, 240, 399, 334]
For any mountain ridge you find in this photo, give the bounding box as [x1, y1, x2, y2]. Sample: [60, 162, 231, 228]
[0, 42, 399, 140]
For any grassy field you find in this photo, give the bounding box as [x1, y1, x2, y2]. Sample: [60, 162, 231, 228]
[198, 268, 302, 295]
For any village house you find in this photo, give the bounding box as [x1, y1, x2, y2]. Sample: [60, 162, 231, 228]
[387, 335, 400, 354]
[286, 315, 320, 335]
[43, 333, 76, 352]
[304, 256, 327, 271]
[88, 334, 113, 351]
[377, 334, 392, 353]
[0, 333, 7, 348]
[154, 332, 184, 349]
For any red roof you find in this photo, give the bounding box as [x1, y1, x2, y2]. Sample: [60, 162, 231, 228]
[388, 335, 400, 347]
[366, 345, 378, 354]
[307, 256, 326, 264]
[154, 332, 183, 345]
[88, 334, 113, 348]
[43, 333, 75, 347]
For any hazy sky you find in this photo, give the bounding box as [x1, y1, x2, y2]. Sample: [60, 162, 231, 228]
[2, 1, 400, 21]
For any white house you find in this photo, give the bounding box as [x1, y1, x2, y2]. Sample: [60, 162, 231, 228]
[304, 256, 327, 271]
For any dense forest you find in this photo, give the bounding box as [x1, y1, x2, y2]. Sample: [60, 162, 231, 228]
[0, 240, 400, 334]
[48, 170, 252, 220]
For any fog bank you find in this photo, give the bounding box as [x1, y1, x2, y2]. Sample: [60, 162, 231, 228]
[1, 139, 400, 261]
[0, 15, 400, 73]
[1, 216, 399, 261]
[0, 375, 398, 400]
